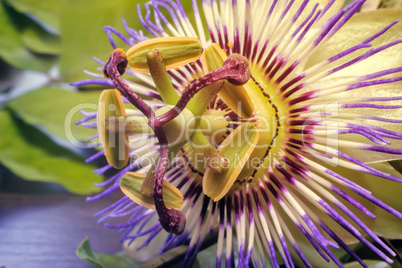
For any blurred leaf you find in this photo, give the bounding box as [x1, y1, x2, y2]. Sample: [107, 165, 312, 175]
[59, 0, 197, 83]
[343, 0, 356, 8]
[380, 0, 402, 8]
[334, 241, 363, 263]
[0, 59, 18, 92]
[8, 87, 99, 142]
[345, 260, 391, 268]
[344, 260, 391, 268]
[139, 230, 219, 268]
[22, 22, 61, 54]
[0, 109, 101, 194]
[0, 2, 57, 71]
[139, 245, 188, 268]
[389, 160, 402, 175]
[167, 244, 216, 268]
[77, 237, 141, 268]
[193, 243, 218, 268]
[59, 0, 149, 82]
[392, 249, 402, 268]
[5, 0, 67, 31]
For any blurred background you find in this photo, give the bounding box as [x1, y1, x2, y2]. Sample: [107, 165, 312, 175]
[0, 0, 401, 267]
[0, 0, 152, 267]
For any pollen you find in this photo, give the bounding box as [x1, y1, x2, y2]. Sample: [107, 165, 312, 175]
[114, 48, 126, 58]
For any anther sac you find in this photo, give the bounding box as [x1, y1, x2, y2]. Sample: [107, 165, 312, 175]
[74, 1, 402, 267]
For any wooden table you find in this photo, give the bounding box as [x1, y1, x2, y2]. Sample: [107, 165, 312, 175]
[0, 193, 124, 268]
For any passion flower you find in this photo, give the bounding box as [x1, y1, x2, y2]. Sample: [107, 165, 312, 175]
[73, 0, 402, 267]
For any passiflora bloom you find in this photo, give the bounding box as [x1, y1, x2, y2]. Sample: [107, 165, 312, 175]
[73, 0, 402, 267]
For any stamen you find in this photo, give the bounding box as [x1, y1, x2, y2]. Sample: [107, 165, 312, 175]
[203, 123, 259, 201]
[141, 164, 156, 197]
[97, 89, 129, 169]
[120, 172, 184, 210]
[126, 36, 203, 73]
[106, 116, 151, 134]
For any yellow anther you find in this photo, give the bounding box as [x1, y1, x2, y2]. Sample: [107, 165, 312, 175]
[126, 37, 203, 73]
[97, 89, 129, 169]
[203, 123, 259, 201]
[121, 172, 183, 210]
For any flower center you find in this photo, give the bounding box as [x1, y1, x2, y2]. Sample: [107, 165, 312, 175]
[101, 40, 290, 233]
[237, 70, 287, 181]
[202, 67, 288, 196]
[102, 44, 252, 234]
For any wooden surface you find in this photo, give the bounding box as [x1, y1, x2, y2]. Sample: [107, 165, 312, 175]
[0, 192, 124, 268]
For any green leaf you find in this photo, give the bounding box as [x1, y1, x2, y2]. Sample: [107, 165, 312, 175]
[391, 248, 402, 268]
[5, 0, 68, 31]
[22, 22, 61, 54]
[8, 87, 99, 143]
[344, 260, 391, 268]
[342, 0, 356, 8]
[77, 237, 141, 268]
[305, 9, 402, 78]
[332, 241, 363, 263]
[150, 244, 217, 268]
[0, 2, 57, 71]
[59, 0, 149, 82]
[389, 160, 402, 175]
[192, 243, 218, 268]
[138, 245, 188, 268]
[380, 0, 402, 8]
[0, 109, 101, 194]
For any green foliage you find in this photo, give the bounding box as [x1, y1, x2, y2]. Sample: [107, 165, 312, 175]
[22, 22, 61, 54]
[8, 87, 99, 142]
[0, 109, 101, 194]
[77, 237, 219, 268]
[344, 260, 391, 268]
[5, 0, 68, 31]
[380, 0, 402, 8]
[77, 238, 141, 268]
[389, 160, 402, 175]
[0, 2, 58, 72]
[59, 0, 149, 82]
